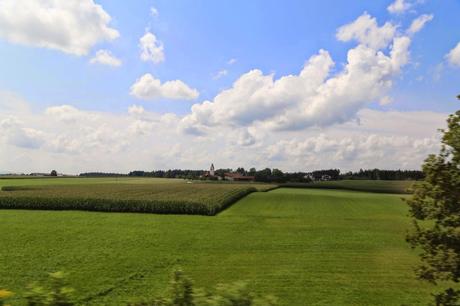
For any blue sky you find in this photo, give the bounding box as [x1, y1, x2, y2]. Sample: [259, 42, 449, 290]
[0, 0, 459, 173]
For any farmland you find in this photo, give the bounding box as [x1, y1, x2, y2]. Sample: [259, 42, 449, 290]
[282, 179, 415, 194]
[0, 183, 435, 305]
[0, 178, 275, 215]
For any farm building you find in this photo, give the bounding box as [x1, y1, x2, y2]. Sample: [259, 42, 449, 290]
[224, 172, 255, 181]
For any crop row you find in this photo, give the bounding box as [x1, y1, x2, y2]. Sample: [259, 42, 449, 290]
[0, 183, 262, 215]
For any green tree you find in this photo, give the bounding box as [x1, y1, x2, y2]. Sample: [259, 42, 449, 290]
[50, 170, 58, 177]
[406, 106, 460, 305]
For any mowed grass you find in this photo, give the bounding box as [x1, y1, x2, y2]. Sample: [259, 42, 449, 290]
[283, 179, 416, 194]
[0, 178, 275, 215]
[0, 188, 434, 305]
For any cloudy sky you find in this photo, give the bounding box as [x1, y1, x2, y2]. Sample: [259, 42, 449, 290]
[0, 0, 459, 174]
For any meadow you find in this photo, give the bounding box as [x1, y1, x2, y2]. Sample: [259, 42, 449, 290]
[0, 184, 435, 305]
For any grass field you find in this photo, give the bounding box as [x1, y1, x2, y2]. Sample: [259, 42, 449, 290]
[1, 187, 434, 305]
[282, 179, 416, 194]
[0, 178, 275, 215]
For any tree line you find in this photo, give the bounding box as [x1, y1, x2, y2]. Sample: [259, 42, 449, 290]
[79, 168, 424, 182]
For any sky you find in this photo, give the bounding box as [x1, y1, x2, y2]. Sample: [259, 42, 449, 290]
[0, 0, 459, 174]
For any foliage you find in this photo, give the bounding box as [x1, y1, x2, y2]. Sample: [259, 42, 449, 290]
[109, 167, 423, 183]
[130, 269, 277, 306]
[406, 110, 460, 305]
[50, 171, 58, 177]
[0, 183, 262, 215]
[341, 169, 424, 180]
[25, 272, 75, 306]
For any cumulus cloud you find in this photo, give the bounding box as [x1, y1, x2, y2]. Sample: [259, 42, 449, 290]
[407, 14, 433, 35]
[0, 117, 45, 149]
[128, 105, 145, 116]
[0, 98, 447, 173]
[0, 0, 119, 56]
[46, 105, 98, 123]
[181, 13, 417, 135]
[336, 13, 396, 50]
[446, 42, 460, 67]
[90, 49, 122, 67]
[130, 73, 199, 101]
[266, 133, 439, 169]
[139, 32, 165, 64]
[387, 0, 412, 14]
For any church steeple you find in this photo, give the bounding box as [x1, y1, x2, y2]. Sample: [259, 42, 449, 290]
[210, 163, 215, 176]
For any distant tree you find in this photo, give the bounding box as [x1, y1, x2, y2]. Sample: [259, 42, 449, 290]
[406, 107, 460, 305]
[236, 167, 246, 175]
[50, 170, 58, 177]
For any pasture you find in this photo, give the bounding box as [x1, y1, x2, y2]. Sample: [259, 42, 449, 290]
[0, 185, 434, 305]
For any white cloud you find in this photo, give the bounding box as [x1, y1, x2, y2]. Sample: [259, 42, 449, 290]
[213, 69, 228, 80]
[336, 13, 397, 50]
[182, 13, 415, 134]
[150, 6, 159, 17]
[446, 42, 460, 67]
[128, 105, 145, 116]
[0, 0, 119, 56]
[0, 117, 45, 149]
[379, 96, 393, 105]
[407, 14, 433, 35]
[0, 101, 446, 173]
[45, 105, 98, 123]
[387, 0, 412, 14]
[90, 49, 122, 67]
[0, 91, 31, 114]
[228, 58, 237, 65]
[130, 73, 199, 101]
[139, 32, 165, 64]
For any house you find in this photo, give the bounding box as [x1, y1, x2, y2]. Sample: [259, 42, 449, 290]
[224, 172, 255, 181]
[321, 175, 332, 181]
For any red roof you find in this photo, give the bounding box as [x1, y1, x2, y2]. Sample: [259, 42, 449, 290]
[224, 173, 255, 179]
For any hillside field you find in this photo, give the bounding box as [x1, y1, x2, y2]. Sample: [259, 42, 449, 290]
[0, 186, 435, 305]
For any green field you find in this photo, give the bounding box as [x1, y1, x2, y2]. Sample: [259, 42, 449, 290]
[1, 186, 434, 305]
[0, 177, 183, 187]
[0, 178, 275, 215]
[282, 179, 415, 194]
